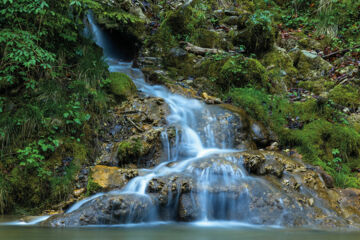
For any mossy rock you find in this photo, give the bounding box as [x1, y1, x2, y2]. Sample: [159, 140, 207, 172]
[261, 47, 298, 90]
[165, 48, 196, 77]
[298, 79, 335, 95]
[292, 31, 323, 51]
[234, 10, 276, 54]
[261, 47, 296, 74]
[220, 56, 269, 89]
[109, 72, 137, 100]
[193, 29, 221, 49]
[195, 54, 229, 82]
[329, 85, 360, 109]
[164, 6, 192, 36]
[117, 139, 143, 166]
[292, 50, 332, 79]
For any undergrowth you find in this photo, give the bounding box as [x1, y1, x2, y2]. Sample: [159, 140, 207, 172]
[228, 87, 360, 188]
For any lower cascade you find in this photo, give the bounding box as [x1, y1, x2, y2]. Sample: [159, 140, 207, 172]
[40, 14, 359, 229]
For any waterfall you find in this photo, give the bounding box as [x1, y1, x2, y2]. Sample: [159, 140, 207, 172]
[65, 13, 252, 220]
[43, 13, 345, 228]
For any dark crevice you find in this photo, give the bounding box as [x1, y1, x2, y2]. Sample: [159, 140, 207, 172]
[92, 23, 140, 62]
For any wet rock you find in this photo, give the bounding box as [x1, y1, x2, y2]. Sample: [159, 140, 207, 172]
[259, 154, 285, 178]
[178, 193, 201, 221]
[315, 166, 335, 188]
[42, 194, 154, 227]
[242, 152, 265, 173]
[335, 188, 360, 223]
[116, 127, 166, 167]
[142, 67, 170, 85]
[91, 165, 139, 191]
[169, 47, 187, 58]
[135, 57, 162, 68]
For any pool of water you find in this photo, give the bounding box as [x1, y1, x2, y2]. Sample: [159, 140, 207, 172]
[1, 217, 359, 240]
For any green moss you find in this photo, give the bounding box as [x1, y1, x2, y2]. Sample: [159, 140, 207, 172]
[261, 48, 298, 92]
[86, 176, 102, 196]
[7, 166, 46, 213]
[193, 29, 221, 49]
[329, 85, 360, 109]
[292, 50, 332, 79]
[228, 87, 360, 188]
[196, 55, 229, 82]
[234, 10, 276, 54]
[117, 139, 143, 166]
[50, 163, 78, 202]
[96, 10, 145, 39]
[220, 56, 269, 89]
[109, 72, 137, 100]
[150, 24, 178, 54]
[298, 79, 335, 95]
[261, 48, 297, 75]
[234, 0, 255, 12]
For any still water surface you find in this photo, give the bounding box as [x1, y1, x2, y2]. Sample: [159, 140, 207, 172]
[1, 217, 360, 240]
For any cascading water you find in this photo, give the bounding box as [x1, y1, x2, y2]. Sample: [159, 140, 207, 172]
[74, 13, 260, 223]
[34, 13, 349, 228]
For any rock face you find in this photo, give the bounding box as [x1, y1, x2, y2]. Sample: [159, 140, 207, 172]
[96, 96, 171, 168]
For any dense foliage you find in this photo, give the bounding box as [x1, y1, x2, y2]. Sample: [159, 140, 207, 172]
[0, 0, 111, 214]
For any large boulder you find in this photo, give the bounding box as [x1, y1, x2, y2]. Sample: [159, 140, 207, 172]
[291, 49, 332, 80]
[42, 194, 154, 227]
[109, 72, 137, 100]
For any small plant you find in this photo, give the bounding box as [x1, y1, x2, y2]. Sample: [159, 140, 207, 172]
[17, 137, 59, 178]
[330, 148, 342, 171]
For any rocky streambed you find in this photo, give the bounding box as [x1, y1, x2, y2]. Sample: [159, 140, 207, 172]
[42, 150, 360, 228]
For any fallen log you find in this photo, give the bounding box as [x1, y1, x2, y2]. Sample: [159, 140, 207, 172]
[180, 41, 224, 55]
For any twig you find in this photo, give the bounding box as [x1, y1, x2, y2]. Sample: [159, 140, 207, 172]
[119, 110, 148, 117]
[124, 116, 144, 132]
[323, 45, 360, 59]
[179, 41, 224, 55]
